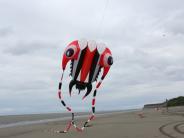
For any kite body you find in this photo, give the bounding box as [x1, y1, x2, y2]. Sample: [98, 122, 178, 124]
[57, 39, 113, 133]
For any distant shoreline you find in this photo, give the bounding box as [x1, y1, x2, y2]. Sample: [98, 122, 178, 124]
[0, 109, 140, 129]
[0, 108, 140, 117]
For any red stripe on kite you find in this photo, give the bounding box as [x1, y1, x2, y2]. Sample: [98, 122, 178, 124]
[58, 91, 62, 99]
[65, 121, 72, 131]
[92, 98, 95, 105]
[80, 48, 96, 82]
[90, 115, 95, 120]
[76, 127, 82, 132]
[96, 82, 101, 88]
[66, 107, 71, 111]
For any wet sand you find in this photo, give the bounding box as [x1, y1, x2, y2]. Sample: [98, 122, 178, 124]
[0, 107, 183, 138]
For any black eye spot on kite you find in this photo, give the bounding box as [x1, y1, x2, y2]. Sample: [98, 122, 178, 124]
[107, 56, 113, 65]
[104, 54, 113, 67]
[66, 48, 74, 57]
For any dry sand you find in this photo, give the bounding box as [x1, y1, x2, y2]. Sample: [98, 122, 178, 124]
[0, 107, 183, 138]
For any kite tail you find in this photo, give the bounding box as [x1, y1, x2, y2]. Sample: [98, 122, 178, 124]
[57, 71, 104, 132]
[58, 71, 72, 112]
[57, 71, 81, 132]
[81, 76, 104, 130]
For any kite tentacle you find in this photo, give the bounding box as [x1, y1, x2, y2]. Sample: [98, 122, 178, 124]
[57, 71, 82, 132]
[58, 71, 105, 132]
[81, 77, 104, 130]
[63, 121, 72, 133]
[58, 70, 74, 133]
[58, 71, 72, 112]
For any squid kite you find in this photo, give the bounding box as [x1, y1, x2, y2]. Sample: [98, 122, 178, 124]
[57, 39, 113, 133]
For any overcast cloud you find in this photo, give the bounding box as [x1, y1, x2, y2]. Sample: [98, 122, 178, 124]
[0, 0, 184, 115]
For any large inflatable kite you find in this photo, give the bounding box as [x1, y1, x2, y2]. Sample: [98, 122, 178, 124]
[57, 39, 113, 133]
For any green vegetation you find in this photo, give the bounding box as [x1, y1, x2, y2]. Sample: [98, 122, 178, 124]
[167, 96, 184, 107]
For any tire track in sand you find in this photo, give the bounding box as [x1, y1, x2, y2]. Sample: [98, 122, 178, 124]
[159, 121, 184, 138]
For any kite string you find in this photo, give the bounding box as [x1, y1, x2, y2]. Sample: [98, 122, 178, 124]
[96, 0, 109, 39]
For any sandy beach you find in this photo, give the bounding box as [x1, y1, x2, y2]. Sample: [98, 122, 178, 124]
[0, 107, 183, 138]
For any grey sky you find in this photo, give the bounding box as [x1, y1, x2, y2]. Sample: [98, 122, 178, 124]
[0, 0, 184, 115]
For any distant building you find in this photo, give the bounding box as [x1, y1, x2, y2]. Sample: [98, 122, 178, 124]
[143, 102, 167, 109]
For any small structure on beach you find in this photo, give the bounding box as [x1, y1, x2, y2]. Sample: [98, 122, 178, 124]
[143, 96, 184, 109]
[143, 102, 166, 109]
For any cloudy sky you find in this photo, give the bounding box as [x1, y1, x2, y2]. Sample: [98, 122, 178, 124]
[0, 0, 184, 115]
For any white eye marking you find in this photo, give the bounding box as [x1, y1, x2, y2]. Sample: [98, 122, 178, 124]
[97, 43, 106, 54]
[78, 39, 87, 50]
[88, 40, 96, 51]
[65, 45, 77, 58]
